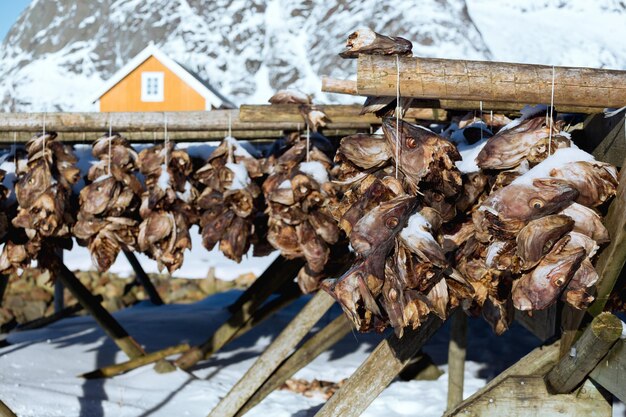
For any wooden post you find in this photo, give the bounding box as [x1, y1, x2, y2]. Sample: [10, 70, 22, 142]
[590, 340, 626, 403]
[357, 55, 626, 109]
[235, 314, 352, 417]
[123, 251, 164, 305]
[174, 257, 303, 370]
[49, 251, 146, 359]
[207, 291, 336, 417]
[80, 343, 190, 379]
[447, 311, 468, 409]
[314, 315, 443, 417]
[546, 312, 622, 394]
[0, 399, 17, 417]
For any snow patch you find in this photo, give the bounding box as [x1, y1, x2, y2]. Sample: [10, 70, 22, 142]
[298, 161, 328, 184]
[511, 148, 596, 186]
[226, 162, 251, 190]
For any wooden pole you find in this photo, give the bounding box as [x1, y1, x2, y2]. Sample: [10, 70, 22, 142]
[123, 251, 164, 306]
[49, 251, 146, 359]
[314, 315, 443, 417]
[174, 257, 303, 370]
[357, 55, 626, 109]
[546, 312, 622, 394]
[0, 399, 17, 417]
[447, 311, 468, 409]
[207, 291, 336, 417]
[235, 314, 352, 417]
[80, 343, 190, 379]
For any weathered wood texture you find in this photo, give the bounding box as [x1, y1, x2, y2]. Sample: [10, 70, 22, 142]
[445, 342, 560, 417]
[50, 252, 145, 359]
[590, 339, 626, 403]
[0, 399, 17, 417]
[357, 55, 626, 108]
[207, 291, 336, 417]
[582, 108, 626, 167]
[0, 109, 374, 133]
[515, 304, 557, 342]
[588, 151, 626, 317]
[314, 315, 443, 417]
[235, 314, 351, 417]
[546, 312, 622, 394]
[123, 251, 164, 306]
[81, 343, 190, 379]
[446, 376, 610, 417]
[321, 76, 358, 95]
[175, 258, 303, 370]
[448, 311, 468, 409]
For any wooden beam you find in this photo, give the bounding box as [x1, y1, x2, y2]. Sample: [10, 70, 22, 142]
[123, 251, 164, 306]
[445, 342, 560, 416]
[49, 251, 146, 359]
[0, 399, 17, 417]
[590, 340, 626, 403]
[0, 110, 375, 133]
[80, 343, 190, 379]
[357, 55, 626, 109]
[447, 311, 468, 409]
[174, 257, 303, 371]
[235, 314, 352, 417]
[240, 104, 380, 124]
[207, 291, 336, 417]
[314, 315, 443, 417]
[587, 151, 626, 317]
[446, 376, 610, 417]
[546, 312, 622, 394]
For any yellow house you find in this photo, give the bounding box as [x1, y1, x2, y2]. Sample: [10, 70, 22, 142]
[92, 45, 233, 112]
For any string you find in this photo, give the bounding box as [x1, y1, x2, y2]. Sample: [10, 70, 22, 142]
[42, 112, 46, 156]
[479, 101, 483, 142]
[548, 65, 556, 156]
[227, 111, 234, 163]
[108, 113, 113, 176]
[306, 122, 310, 162]
[228, 111, 232, 138]
[395, 54, 400, 179]
[13, 132, 17, 166]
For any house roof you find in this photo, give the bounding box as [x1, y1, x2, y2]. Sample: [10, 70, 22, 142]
[91, 44, 234, 109]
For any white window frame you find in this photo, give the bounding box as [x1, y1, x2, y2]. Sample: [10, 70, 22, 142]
[141, 71, 164, 102]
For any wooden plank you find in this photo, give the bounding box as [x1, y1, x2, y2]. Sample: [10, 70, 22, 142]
[587, 151, 626, 316]
[123, 251, 164, 306]
[235, 314, 352, 417]
[314, 315, 443, 417]
[0, 399, 17, 417]
[515, 304, 557, 342]
[447, 311, 468, 409]
[445, 342, 560, 416]
[546, 312, 622, 393]
[0, 110, 375, 133]
[207, 291, 336, 417]
[590, 339, 626, 403]
[80, 343, 190, 379]
[357, 55, 626, 108]
[174, 257, 303, 370]
[446, 376, 610, 417]
[49, 251, 146, 359]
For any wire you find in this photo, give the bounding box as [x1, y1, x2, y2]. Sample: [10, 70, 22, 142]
[548, 66, 556, 156]
[395, 55, 400, 179]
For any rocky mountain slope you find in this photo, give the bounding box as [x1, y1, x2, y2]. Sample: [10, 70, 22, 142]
[0, 0, 625, 111]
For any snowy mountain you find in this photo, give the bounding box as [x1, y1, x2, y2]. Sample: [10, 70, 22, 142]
[1, 0, 625, 112]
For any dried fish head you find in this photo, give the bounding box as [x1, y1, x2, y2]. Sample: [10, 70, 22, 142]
[219, 216, 251, 262]
[550, 161, 618, 207]
[296, 220, 329, 273]
[337, 134, 391, 169]
[516, 214, 574, 270]
[559, 202, 609, 243]
[267, 221, 302, 258]
[339, 28, 412, 59]
[561, 258, 598, 309]
[79, 176, 120, 215]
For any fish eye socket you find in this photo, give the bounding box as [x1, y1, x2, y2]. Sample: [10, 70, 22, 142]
[529, 198, 544, 209]
[405, 138, 417, 149]
[385, 216, 399, 229]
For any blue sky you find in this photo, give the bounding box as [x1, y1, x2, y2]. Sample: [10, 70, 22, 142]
[0, 0, 31, 41]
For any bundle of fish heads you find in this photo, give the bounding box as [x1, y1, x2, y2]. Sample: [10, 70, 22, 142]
[0, 132, 79, 273]
[73, 134, 142, 272]
[455, 111, 618, 334]
[324, 118, 471, 335]
[263, 137, 343, 293]
[136, 142, 196, 273]
[194, 136, 264, 263]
